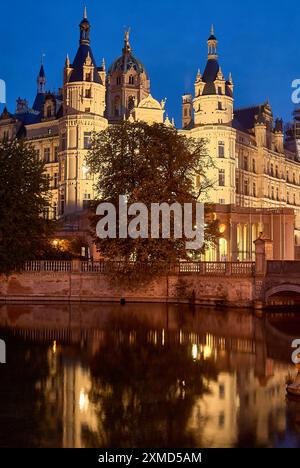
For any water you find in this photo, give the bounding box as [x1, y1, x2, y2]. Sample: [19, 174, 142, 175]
[0, 302, 299, 448]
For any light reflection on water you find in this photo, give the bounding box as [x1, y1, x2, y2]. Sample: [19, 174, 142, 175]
[0, 302, 299, 448]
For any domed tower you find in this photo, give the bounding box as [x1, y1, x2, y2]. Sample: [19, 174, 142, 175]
[193, 26, 234, 126]
[106, 30, 150, 123]
[58, 8, 108, 216]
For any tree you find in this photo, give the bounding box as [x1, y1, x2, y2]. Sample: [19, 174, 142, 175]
[86, 121, 219, 284]
[0, 139, 54, 274]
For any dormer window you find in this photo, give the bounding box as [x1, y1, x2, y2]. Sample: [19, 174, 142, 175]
[85, 72, 92, 82]
[129, 75, 135, 85]
[218, 86, 222, 95]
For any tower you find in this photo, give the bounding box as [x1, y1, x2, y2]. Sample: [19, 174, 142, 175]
[58, 8, 108, 216]
[106, 30, 150, 123]
[37, 63, 46, 95]
[193, 26, 234, 126]
[32, 63, 47, 112]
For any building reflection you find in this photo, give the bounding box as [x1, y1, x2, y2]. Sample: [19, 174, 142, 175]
[0, 303, 299, 448]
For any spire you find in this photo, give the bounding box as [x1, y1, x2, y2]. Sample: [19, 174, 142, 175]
[65, 53, 70, 67]
[228, 72, 233, 83]
[123, 28, 131, 54]
[207, 24, 218, 59]
[79, 7, 91, 45]
[37, 62, 46, 94]
[102, 57, 106, 71]
[196, 68, 202, 81]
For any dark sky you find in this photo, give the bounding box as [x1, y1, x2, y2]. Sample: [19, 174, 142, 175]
[0, 0, 299, 127]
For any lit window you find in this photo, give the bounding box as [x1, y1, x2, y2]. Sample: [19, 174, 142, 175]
[44, 148, 51, 163]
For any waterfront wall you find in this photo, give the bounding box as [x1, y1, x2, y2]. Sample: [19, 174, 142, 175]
[0, 261, 255, 307]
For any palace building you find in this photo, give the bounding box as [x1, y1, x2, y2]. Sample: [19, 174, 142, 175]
[0, 10, 299, 260]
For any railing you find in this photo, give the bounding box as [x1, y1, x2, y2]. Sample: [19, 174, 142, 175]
[267, 261, 300, 275]
[22, 260, 255, 276]
[178, 262, 255, 276]
[23, 260, 72, 272]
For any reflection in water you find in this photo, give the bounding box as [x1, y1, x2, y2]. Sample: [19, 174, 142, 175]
[0, 303, 299, 448]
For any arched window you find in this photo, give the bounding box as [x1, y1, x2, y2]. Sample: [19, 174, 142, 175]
[114, 96, 121, 117]
[129, 75, 135, 85]
[128, 96, 135, 111]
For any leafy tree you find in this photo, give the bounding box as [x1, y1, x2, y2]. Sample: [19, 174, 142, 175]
[86, 122, 219, 284]
[0, 139, 54, 273]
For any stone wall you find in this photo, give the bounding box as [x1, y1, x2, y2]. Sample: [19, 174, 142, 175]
[0, 271, 255, 308]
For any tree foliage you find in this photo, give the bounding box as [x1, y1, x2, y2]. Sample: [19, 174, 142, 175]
[0, 139, 54, 273]
[86, 122, 219, 284]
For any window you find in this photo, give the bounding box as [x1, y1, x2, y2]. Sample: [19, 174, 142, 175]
[271, 186, 274, 199]
[293, 173, 296, 184]
[244, 180, 249, 196]
[219, 384, 225, 399]
[252, 159, 256, 173]
[236, 176, 240, 194]
[44, 148, 51, 163]
[244, 155, 248, 171]
[83, 193, 91, 209]
[219, 412, 225, 428]
[54, 146, 59, 162]
[287, 191, 290, 204]
[286, 170, 289, 183]
[218, 101, 222, 110]
[84, 132, 92, 149]
[114, 96, 121, 117]
[218, 86, 222, 95]
[129, 75, 135, 85]
[3, 130, 9, 141]
[85, 72, 92, 82]
[53, 173, 58, 189]
[48, 128, 52, 135]
[85, 89, 91, 98]
[116, 76, 121, 85]
[61, 133, 67, 151]
[35, 149, 40, 160]
[53, 203, 57, 220]
[270, 164, 274, 177]
[60, 195, 65, 216]
[85, 108, 90, 113]
[184, 108, 188, 117]
[218, 141, 225, 158]
[276, 188, 279, 200]
[219, 169, 225, 186]
[128, 96, 135, 111]
[219, 199, 225, 204]
[275, 165, 279, 178]
[294, 193, 296, 205]
[253, 182, 256, 197]
[46, 106, 52, 118]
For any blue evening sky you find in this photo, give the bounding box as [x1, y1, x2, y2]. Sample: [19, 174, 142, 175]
[0, 0, 299, 127]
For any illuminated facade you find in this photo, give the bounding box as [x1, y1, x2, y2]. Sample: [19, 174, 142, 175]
[0, 9, 166, 218]
[0, 13, 299, 258]
[182, 26, 300, 257]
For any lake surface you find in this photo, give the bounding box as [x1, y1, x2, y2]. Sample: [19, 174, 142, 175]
[0, 302, 299, 448]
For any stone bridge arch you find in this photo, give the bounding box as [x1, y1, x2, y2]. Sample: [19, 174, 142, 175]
[265, 283, 300, 304]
